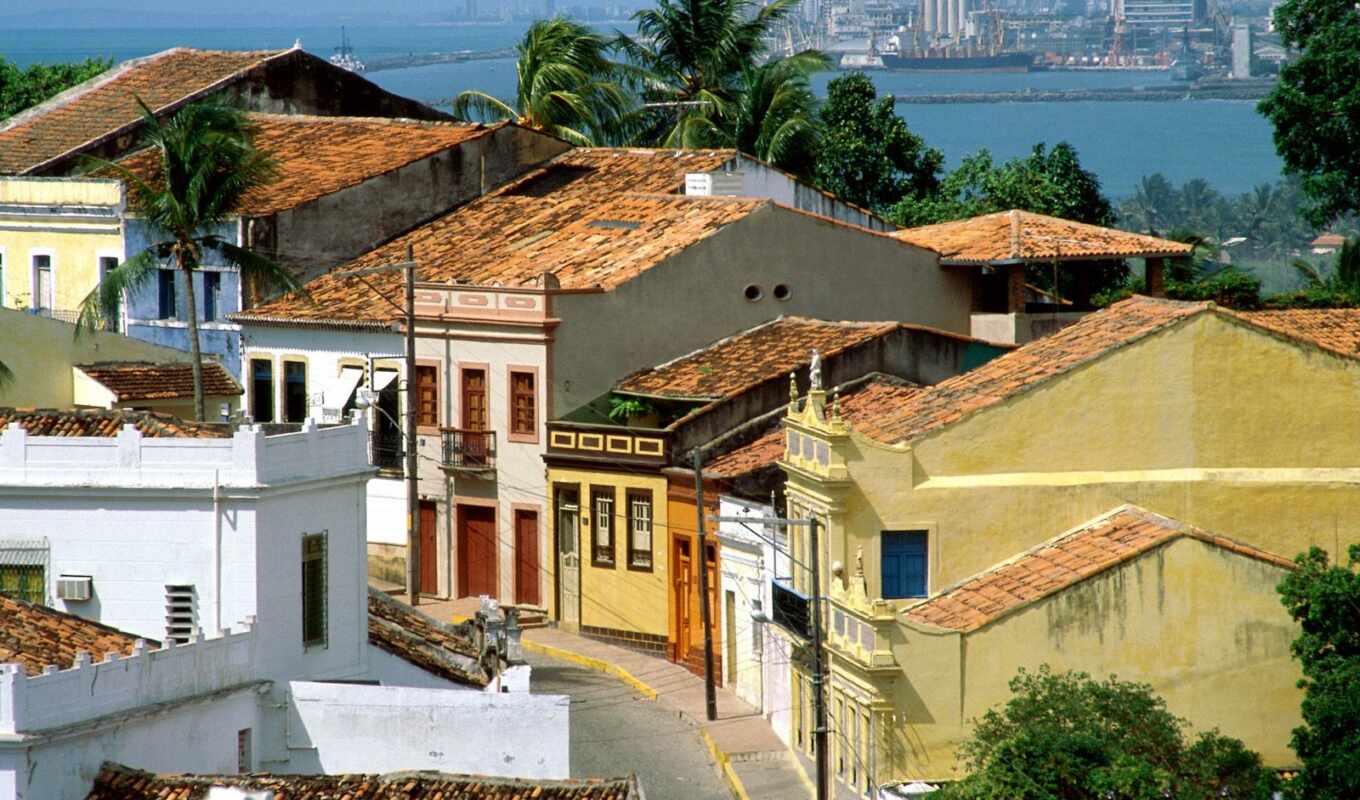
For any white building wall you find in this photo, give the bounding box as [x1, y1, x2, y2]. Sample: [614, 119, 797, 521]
[285, 681, 569, 778]
[717, 495, 783, 712]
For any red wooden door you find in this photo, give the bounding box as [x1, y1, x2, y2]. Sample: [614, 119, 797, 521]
[419, 501, 438, 595]
[514, 510, 540, 606]
[673, 538, 693, 663]
[458, 505, 497, 598]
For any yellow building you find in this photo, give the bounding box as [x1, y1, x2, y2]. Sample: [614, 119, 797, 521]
[0, 178, 125, 317]
[773, 295, 1360, 791]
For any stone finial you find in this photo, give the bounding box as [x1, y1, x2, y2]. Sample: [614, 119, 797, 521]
[832, 389, 842, 421]
[855, 545, 865, 578]
[788, 371, 798, 411]
[809, 349, 823, 391]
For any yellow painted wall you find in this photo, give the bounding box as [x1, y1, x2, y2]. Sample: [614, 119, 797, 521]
[0, 307, 194, 408]
[835, 312, 1360, 598]
[884, 537, 1300, 780]
[545, 466, 669, 638]
[0, 179, 125, 312]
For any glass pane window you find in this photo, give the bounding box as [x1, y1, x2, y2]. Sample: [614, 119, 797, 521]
[591, 489, 614, 565]
[158, 269, 176, 319]
[0, 564, 44, 604]
[417, 365, 439, 427]
[628, 492, 652, 569]
[203, 271, 221, 321]
[881, 531, 928, 599]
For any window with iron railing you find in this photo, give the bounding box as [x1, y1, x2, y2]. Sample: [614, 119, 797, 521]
[442, 428, 495, 470]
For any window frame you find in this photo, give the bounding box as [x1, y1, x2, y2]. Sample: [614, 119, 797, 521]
[249, 356, 275, 423]
[203, 270, 221, 322]
[301, 531, 328, 648]
[414, 361, 442, 432]
[0, 563, 45, 605]
[96, 251, 122, 330]
[626, 489, 654, 572]
[457, 361, 489, 432]
[29, 250, 55, 312]
[589, 485, 616, 568]
[880, 529, 929, 600]
[157, 269, 177, 320]
[282, 357, 308, 424]
[506, 365, 539, 443]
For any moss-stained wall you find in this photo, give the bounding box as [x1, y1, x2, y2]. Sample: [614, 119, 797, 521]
[886, 537, 1299, 780]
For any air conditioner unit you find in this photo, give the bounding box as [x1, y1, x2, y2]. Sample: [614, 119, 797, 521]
[56, 575, 92, 602]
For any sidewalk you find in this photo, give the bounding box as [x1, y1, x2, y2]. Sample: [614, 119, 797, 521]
[413, 595, 811, 800]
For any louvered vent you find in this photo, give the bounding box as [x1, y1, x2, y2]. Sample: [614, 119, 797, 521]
[165, 584, 197, 644]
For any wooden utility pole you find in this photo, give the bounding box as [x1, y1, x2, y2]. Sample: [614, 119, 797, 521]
[693, 449, 719, 721]
[809, 515, 828, 800]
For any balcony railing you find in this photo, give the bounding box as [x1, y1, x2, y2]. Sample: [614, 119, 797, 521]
[442, 428, 496, 472]
[369, 431, 404, 472]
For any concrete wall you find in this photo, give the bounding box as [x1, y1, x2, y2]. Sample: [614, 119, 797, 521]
[285, 681, 569, 778]
[551, 204, 972, 414]
[0, 178, 124, 313]
[262, 126, 570, 285]
[887, 538, 1300, 779]
[732, 155, 893, 232]
[0, 307, 197, 408]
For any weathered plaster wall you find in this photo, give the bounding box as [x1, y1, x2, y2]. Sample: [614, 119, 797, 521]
[886, 537, 1300, 780]
[285, 681, 569, 779]
[550, 204, 972, 415]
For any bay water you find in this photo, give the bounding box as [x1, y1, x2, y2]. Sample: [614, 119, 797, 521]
[0, 22, 1284, 199]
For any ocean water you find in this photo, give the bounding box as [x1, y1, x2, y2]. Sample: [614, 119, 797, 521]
[0, 23, 1284, 199]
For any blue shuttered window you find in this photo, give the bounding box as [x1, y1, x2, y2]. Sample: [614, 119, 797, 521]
[881, 531, 928, 599]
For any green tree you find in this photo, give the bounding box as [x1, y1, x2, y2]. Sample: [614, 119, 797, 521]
[813, 72, 942, 212]
[0, 56, 111, 120]
[1258, 0, 1360, 226]
[725, 51, 828, 175]
[940, 666, 1278, 800]
[79, 101, 298, 421]
[1276, 545, 1360, 800]
[1120, 174, 1182, 233]
[452, 17, 629, 146]
[891, 142, 1112, 228]
[612, 0, 803, 148]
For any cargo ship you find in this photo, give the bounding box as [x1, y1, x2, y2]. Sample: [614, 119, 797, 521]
[879, 49, 1033, 72]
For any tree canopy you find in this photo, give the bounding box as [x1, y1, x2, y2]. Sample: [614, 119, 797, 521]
[939, 666, 1278, 800]
[812, 72, 942, 212]
[1276, 544, 1360, 800]
[0, 56, 111, 120]
[1258, 0, 1360, 226]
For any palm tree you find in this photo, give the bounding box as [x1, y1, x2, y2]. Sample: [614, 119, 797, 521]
[79, 100, 298, 421]
[613, 0, 805, 148]
[724, 51, 828, 174]
[452, 18, 629, 146]
[1294, 237, 1360, 300]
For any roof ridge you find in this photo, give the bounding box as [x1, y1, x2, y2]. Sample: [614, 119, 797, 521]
[240, 111, 485, 128]
[0, 49, 177, 134]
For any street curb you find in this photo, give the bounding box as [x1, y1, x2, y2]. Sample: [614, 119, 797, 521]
[520, 638, 659, 701]
[700, 728, 752, 800]
[785, 743, 817, 799]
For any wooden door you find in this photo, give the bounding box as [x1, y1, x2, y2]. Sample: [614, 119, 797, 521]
[514, 510, 540, 606]
[419, 501, 438, 595]
[556, 489, 580, 625]
[462, 369, 487, 430]
[457, 505, 497, 598]
[673, 538, 693, 663]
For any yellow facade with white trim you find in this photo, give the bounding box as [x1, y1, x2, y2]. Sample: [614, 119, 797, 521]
[778, 311, 1357, 787]
[0, 178, 125, 314]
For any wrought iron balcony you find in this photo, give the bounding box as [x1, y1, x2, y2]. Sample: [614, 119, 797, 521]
[368, 431, 404, 472]
[442, 428, 496, 473]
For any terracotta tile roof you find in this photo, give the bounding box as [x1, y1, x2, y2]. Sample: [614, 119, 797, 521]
[237, 191, 766, 325]
[84, 762, 643, 800]
[1234, 308, 1360, 360]
[0, 48, 288, 175]
[76, 361, 242, 402]
[0, 407, 232, 438]
[706, 375, 923, 478]
[852, 295, 1207, 445]
[367, 588, 489, 688]
[903, 505, 1295, 633]
[0, 596, 152, 675]
[891, 210, 1193, 265]
[114, 114, 497, 215]
[616, 317, 901, 400]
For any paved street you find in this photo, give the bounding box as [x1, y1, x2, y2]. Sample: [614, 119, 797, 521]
[526, 651, 731, 800]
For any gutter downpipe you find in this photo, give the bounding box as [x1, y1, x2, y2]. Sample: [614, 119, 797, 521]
[213, 468, 223, 635]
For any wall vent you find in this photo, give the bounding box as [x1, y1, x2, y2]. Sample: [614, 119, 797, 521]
[165, 584, 197, 644]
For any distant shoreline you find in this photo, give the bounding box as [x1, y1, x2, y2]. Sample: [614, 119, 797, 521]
[893, 80, 1276, 104]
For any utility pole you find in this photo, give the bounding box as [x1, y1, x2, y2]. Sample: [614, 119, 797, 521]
[337, 243, 420, 606]
[809, 515, 828, 800]
[693, 450, 719, 721]
[403, 243, 419, 607]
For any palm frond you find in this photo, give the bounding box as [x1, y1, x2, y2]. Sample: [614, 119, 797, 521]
[452, 90, 518, 123]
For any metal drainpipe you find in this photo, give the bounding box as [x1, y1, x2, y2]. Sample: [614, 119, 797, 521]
[213, 468, 223, 635]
